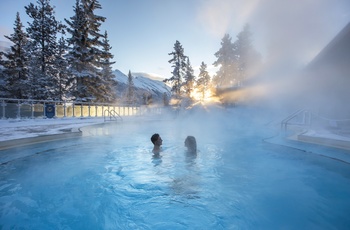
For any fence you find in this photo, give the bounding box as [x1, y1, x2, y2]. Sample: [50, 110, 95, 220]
[0, 98, 162, 119]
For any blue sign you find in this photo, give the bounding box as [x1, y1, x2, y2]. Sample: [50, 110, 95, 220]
[45, 104, 55, 118]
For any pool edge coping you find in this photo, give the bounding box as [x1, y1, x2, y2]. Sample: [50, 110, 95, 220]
[0, 130, 83, 151]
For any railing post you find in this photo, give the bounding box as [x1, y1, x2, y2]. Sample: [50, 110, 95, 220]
[43, 102, 46, 118]
[80, 104, 83, 117]
[63, 101, 67, 118]
[72, 102, 75, 117]
[17, 100, 21, 119]
[30, 101, 34, 119]
[54, 102, 57, 118]
[88, 104, 91, 117]
[1, 100, 6, 119]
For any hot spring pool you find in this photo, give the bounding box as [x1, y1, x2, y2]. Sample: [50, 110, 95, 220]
[1, 111, 350, 229]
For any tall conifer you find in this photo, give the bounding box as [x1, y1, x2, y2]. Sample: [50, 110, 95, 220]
[213, 34, 237, 88]
[99, 31, 117, 102]
[65, 0, 112, 102]
[183, 57, 195, 97]
[165, 40, 187, 97]
[126, 70, 135, 104]
[0, 12, 29, 98]
[234, 24, 261, 86]
[197, 62, 211, 100]
[25, 0, 64, 99]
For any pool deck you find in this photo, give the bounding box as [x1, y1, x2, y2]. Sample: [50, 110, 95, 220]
[266, 128, 350, 164]
[0, 117, 106, 150]
[0, 131, 83, 150]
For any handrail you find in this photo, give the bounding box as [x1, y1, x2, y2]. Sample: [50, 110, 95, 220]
[104, 109, 123, 122]
[281, 109, 309, 132]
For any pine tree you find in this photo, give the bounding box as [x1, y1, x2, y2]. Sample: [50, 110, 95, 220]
[0, 12, 29, 99]
[197, 62, 211, 100]
[99, 30, 117, 102]
[25, 0, 65, 100]
[126, 70, 135, 104]
[0, 52, 7, 98]
[213, 34, 237, 88]
[65, 0, 108, 102]
[183, 57, 195, 97]
[165, 40, 187, 97]
[233, 24, 262, 86]
[65, 0, 89, 100]
[54, 37, 72, 101]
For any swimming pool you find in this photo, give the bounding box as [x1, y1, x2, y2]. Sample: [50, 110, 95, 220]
[1, 108, 350, 229]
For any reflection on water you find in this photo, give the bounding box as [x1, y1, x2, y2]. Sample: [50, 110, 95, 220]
[152, 153, 162, 166]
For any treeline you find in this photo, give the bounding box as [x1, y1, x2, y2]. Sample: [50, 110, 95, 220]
[0, 0, 262, 105]
[165, 24, 262, 101]
[0, 0, 116, 103]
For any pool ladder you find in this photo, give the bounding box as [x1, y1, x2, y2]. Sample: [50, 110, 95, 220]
[281, 109, 311, 135]
[104, 109, 123, 122]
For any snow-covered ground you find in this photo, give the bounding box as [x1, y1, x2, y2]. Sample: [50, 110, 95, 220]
[0, 117, 105, 142]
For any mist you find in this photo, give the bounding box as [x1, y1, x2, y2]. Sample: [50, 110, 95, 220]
[197, 0, 350, 122]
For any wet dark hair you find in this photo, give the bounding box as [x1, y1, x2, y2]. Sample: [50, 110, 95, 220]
[151, 133, 160, 144]
[185, 136, 197, 152]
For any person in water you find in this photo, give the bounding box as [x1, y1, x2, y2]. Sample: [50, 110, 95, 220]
[151, 133, 163, 154]
[184, 136, 197, 153]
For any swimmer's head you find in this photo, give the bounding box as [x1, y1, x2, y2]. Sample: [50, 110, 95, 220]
[185, 136, 197, 153]
[151, 133, 162, 146]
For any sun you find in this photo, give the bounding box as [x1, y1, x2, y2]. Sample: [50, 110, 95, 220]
[190, 87, 216, 103]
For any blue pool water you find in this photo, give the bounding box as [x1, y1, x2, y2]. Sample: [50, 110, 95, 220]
[1, 109, 350, 229]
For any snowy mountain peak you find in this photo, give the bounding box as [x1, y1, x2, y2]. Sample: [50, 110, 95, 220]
[113, 69, 171, 98]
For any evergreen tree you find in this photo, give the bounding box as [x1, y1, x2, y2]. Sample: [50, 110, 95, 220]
[165, 40, 187, 97]
[213, 33, 237, 88]
[197, 61, 211, 100]
[0, 12, 29, 98]
[0, 52, 7, 98]
[25, 0, 65, 100]
[82, 0, 107, 101]
[126, 70, 135, 104]
[183, 57, 195, 97]
[65, 0, 108, 102]
[54, 37, 72, 101]
[99, 30, 117, 102]
[65, 0, 88, 100]
[233, 24, 262, 86]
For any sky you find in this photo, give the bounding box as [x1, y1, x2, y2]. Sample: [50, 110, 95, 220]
[0, 0, 350, 79]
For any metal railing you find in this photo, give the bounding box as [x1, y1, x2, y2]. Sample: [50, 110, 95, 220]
[281, 108, 350, 137]
[281, 109, 311, 132]
[104, 109, 123, 122]
[0, 98, 162, 119]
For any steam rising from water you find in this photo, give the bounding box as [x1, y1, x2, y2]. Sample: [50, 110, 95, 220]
[197, 0, 349, 65]
[195, 0, 350, 121]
